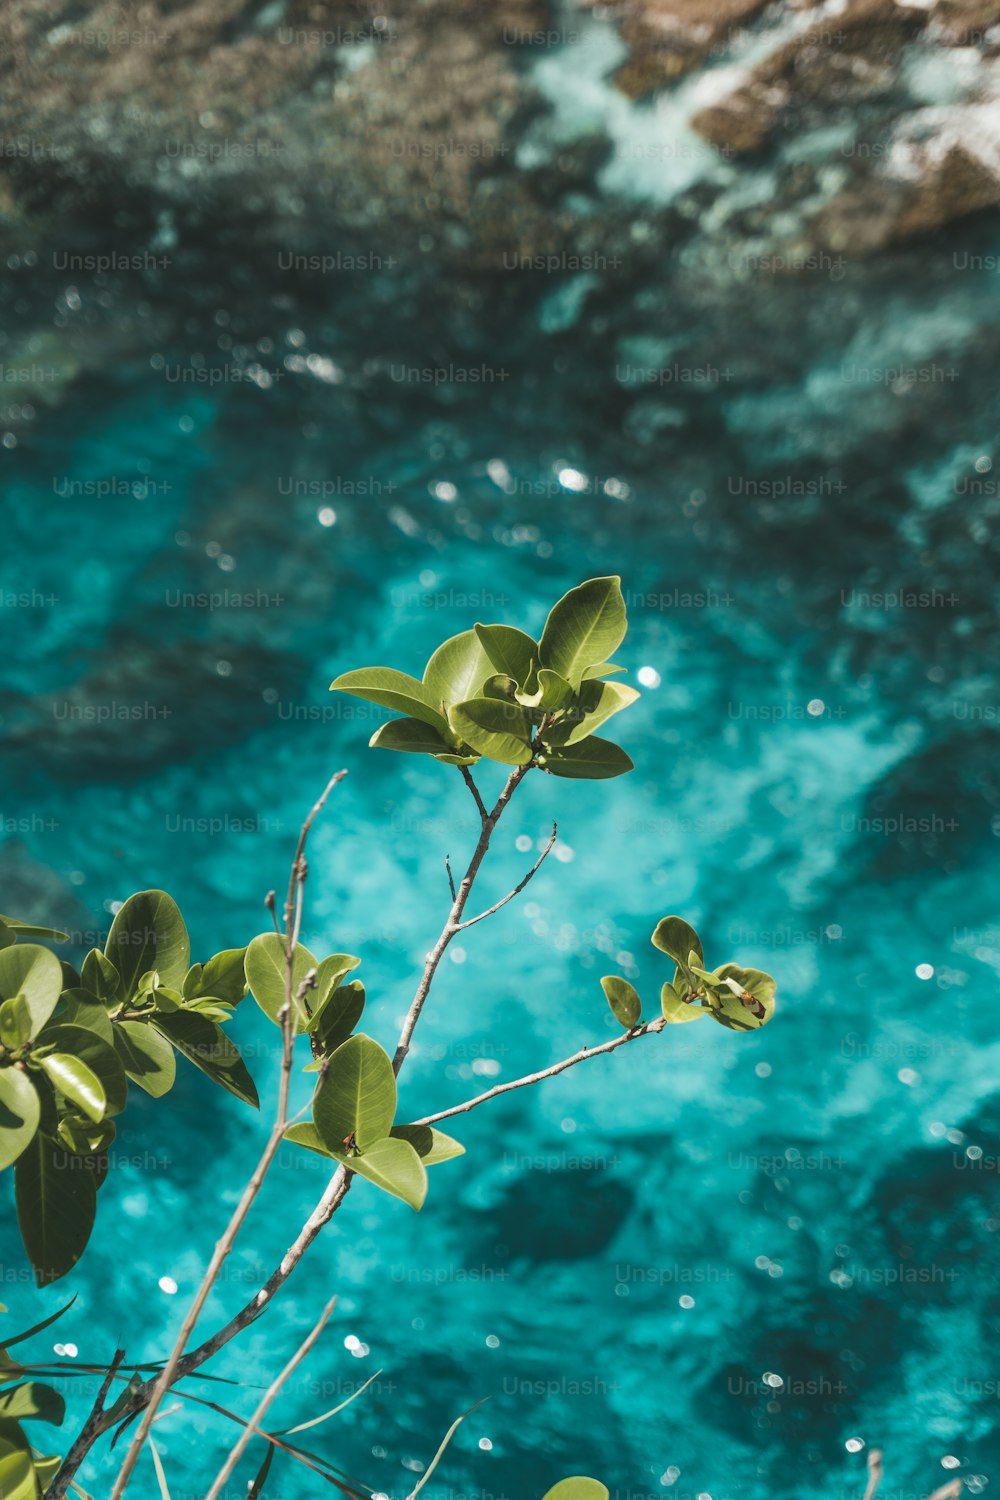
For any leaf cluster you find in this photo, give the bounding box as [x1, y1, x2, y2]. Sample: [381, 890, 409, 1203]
[601, 915, 777, 1032]
[331, 577, 639, 779]
[0, 896, 256, 1285]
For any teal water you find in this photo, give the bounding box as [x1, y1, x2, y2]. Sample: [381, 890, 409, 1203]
[2, 65, 1000, 1500]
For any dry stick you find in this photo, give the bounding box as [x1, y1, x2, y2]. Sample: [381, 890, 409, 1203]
[47, 1349, 125, 1498]
[455, 821, 556, 931]
[393, 761, 533, 1074]
[863, 1449, 884, 1500]
[104, 771, 347, 1500]
[59, 763, 541, 1483]
[203, 1296, 337, 1500]
[413, 1016, 668, 1127]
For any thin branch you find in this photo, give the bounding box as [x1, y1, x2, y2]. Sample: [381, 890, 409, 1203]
[863, 1449, 883, 1500]
[414, 1016, 668, 1127]
[405, 1398, 489, 1500]
[48, 1349, 125, 1498]
[265, 889, 281, 937]
[392, 761, 532, 1074]
[459, 764, 488, 823]
[445, 854, 457, 902]
[203, 1297, 337, 1500]
[105, 773, 347, 1500]
[65, 761, 531, 1472]
[455, 821, 556, 930]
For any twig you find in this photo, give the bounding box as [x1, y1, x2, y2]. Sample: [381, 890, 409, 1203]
[265, 890, 281, 936]
[391, 762, 532, 1074]
[405, 1398, 489, 1499]
[203, 1297, 337, 1500]
[105, 773, 347, 1500]
[455, 821, 556, 930]
[445, 854, 457, 902]
[47, 1349, 125, 1498]
[414, 1016, 667, 1127]
[459, 764, 488, 824]
[66, 761, 532, 1470]
[863, 1449, 883, 1500]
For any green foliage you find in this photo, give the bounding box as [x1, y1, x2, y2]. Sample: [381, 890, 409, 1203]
[331, 576, 639, 778]
[601, 976, 642, 1030]
[541, 1480, 610, 1500]
[104, 890, 190, 998]
[331, 1135, 428, 1211]
[0, 899, 258, 1285]
[390, 1123, 466, 1165]
[0, 1304, 71, 1497]
[0, 580, 780, 1500]
[649, 915, 776, 1030]
[313, 1034, 396, 1151]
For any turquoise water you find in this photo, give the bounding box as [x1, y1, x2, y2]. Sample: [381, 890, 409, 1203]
[2, 68, 1000, 1500]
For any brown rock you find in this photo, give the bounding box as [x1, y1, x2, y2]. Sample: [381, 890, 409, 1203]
[691, 0, 931, 154]
[579, 0, 774, 97]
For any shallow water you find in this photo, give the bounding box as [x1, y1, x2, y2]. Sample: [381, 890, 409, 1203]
[2, 15, 1000, 1500]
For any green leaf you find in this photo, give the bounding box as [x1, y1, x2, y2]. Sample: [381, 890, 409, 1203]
[34, 1026, 127, 1117]
[0, 947, 63, 1041]
[0, 917, 68, 942]
[447, 698, 534, 766]
[542, 1481, 610, 1500]
[538, 737, 633, 779]
[29, 1454, 60, 1490]
[706, 964, 777, 1031]
[423, 630, 494, 708]
[0, 1069, 41, 1171]
[390, 1123, 465, 1165]
[15, 1132, 98, 1285]
[651, 917, 705, 970]
[150, 1012, 259, 1108]
[186, 948, 248, 1007]
[0, 997, 32, 1051]
[55, 1116, 114, 1158]
[313, 1034, 396, 1152]
[369, 718, 455, 757]
[0, 1447, 37, 1500]
[309, 960, 364, 1037]
[0, 1381, 65, 1426]
[81, 949, 122, 1006]
[247, 1442, 275, 1500]
[547, 679, 640, 747]
[310, 977, 366, 1058]
[104, 892, 190, 1001]
[329, 667, 449, 734]
[55, 991, 114, 1044]
[536, 668, 574, 711]
[660, 981, 706, 1024]
[581, 662, 627, 679]
[600, 976, 641, 1030]
[2, 1296, 77, 1348]
[244, 934, 317, 1032]
[112, 1022, 177, 1098]
[0, 922, 13, 952]
[334, 1136, 427, 1211]
[481, 673, 518, 702]
[474, 624, 538, 687]
[539, 577, 627, 689]
[37, 1055, 106, 1125]
[283, 1121, 330, 1157]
